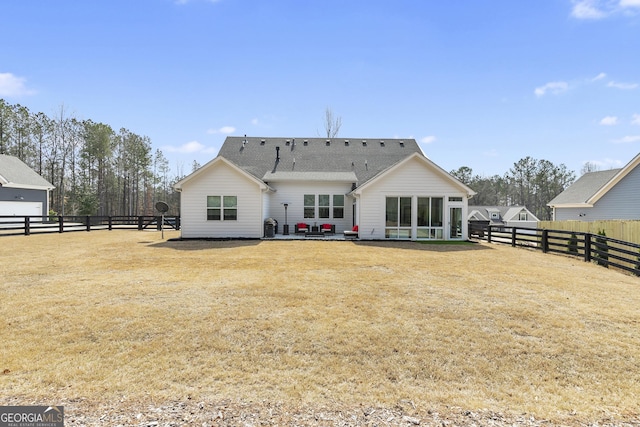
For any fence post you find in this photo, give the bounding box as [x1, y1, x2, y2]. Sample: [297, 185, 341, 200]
[584, 233, 592, 263]
[511, 227, 516, 247]
[108, 216, 113, 231]
[157, 216, 162, 231]
[25, 216, 30, 236]
[86, 215, 91, 232]
[541, 229, 548, 253]
[138, 216, 143, 231]
[58, 216, 64, 233]
[487, 226, 492, 243]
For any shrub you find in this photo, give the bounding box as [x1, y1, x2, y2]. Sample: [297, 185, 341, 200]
[567, 232, 579, 255]
[594, 229, 609, 268]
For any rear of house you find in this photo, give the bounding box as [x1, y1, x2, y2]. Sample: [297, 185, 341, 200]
[175, 137, 476, 240]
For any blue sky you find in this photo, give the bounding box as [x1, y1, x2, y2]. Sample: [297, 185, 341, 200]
[1, 0, 639, 177]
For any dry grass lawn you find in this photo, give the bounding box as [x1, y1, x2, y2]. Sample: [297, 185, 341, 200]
[1, 230, 639, 424]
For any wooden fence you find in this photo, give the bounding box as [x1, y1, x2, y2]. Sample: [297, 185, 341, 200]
[538, 220, 640, 245]
[0, 215, 180, 236]
[469, 223, 640, 276]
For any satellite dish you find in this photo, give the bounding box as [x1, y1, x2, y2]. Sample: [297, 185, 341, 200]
[155, 201, 169, 213]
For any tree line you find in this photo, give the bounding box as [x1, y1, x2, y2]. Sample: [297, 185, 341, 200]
[0, 99, 182, 216]
[450, 157, 576, 221]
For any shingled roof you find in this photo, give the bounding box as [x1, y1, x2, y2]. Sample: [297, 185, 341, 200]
[548, 168, 621, 206]
[0, 155, 54, 190]
[217, 136, 423, 186]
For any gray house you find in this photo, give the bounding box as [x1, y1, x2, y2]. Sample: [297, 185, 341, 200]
[548, 152, 640, 221]
[0, 155, 54, 220]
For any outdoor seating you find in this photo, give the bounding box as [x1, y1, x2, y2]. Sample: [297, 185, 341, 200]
[343, 225, 359, 239]
[295, 223, 309, 234]
[321, 224, 335, 235]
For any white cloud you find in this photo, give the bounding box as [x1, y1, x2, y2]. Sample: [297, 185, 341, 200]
[592, 72, 607, 81]
[420, 136, 436, 144]
[207, 126, 236, 134]
[631, 113, 640, 125]
[600, 116, 619, 125]
[0, 72, 36, 97]
[534, 81, 569, 97]
[607, 81, 639, 90]
[612, 135, 640, 144]
[571, 0, 607, 19]
[620, 0, 640, 8]
[162, 140, 206, 153]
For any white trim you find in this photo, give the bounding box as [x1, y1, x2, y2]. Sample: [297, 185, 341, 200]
[587, 152, 640, 205]
[174, 156, 272, 192]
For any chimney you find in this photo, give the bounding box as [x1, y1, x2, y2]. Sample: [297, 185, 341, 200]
[276, 146, 280, 161]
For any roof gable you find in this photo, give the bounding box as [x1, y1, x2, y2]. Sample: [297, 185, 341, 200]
[0, 155, 54, 190]
[351, 152, 476, 196]
[173, 156, 271, 191]
[548, 168, 622, 206]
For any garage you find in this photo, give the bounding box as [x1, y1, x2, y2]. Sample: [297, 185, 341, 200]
[0, 201, 43, 221]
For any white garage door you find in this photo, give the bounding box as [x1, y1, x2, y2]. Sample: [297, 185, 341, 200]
[0, 201, 43, 221]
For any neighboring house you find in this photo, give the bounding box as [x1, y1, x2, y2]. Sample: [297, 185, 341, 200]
[0, 155, 54, 220]
[174, 136, 476, 240]
[468, 206, 540, 231]
[548, 152, 640, 221]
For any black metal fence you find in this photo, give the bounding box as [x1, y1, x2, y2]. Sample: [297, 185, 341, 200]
[470, 223, 640, 276]
[0, 215, 180, 236]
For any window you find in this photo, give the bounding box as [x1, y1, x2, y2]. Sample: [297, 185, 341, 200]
[333, 195, 344, 218]
[318, 194, 330, 219]
[304, 194, 345, 219]
[385, 197, 412, 239]
[416, 197, 444, 239]
[304, 194, 315, 218]
[207, 196, 237, 221]
[519, 211, 528, 221]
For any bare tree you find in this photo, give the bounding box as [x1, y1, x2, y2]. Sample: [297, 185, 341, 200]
[324, 107, 342, 138]
[581, 161, 600, 175]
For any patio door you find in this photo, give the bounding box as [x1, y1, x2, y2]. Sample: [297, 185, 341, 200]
[449, 207, 462, 239]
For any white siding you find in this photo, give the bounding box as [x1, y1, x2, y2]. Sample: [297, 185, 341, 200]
[266, 181, 353, 233]
[179, 162, 264, 238]
[357, 156, 469, 240]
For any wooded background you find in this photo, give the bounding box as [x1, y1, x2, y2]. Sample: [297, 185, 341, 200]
[1, 99, 576, 219]
[0, 99, 189, 216]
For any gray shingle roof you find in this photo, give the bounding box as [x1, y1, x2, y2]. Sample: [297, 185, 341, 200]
[217, 136, 423, 186]
[0, 155, 54, 189]
[547, 169, 620, 206]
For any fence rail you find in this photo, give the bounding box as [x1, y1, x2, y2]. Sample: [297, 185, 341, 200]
[0, 215, 180, 236]
[470, 223, 640, 276]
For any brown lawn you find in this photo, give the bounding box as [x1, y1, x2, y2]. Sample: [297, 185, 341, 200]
[0, 230, 639, 425]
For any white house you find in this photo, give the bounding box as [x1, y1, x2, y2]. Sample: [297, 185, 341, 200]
[0, 154, 54, 220]
[468, 205, 540, 230]
[548, 152, 640, 221]
[174, 137, 476, 240]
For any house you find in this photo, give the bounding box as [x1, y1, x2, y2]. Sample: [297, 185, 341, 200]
[174, 137, 476, 240]
[548, 152, 640, 221]
[0, 155, 54, 220]
[468, 206, 539, 233]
